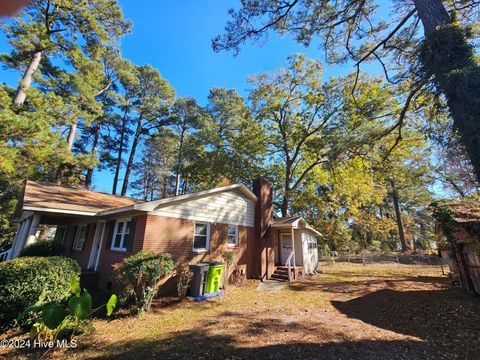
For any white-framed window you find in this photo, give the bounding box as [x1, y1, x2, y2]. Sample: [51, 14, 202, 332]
[193, 222, 210, 252]
[73, 224, 88, 251]
[227, 225, 239, 247]
[54, 226, 68, 245]
[111, 219, 132, 252]
[307, 234, 317, 250]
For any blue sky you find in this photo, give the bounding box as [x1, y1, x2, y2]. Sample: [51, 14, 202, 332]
[0, 0, 379, 194]
[118, 0, 353, 104]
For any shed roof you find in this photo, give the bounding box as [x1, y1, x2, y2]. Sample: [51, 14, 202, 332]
[433, 198, 480, 223]
[271, 216, 322, 237]
[15, 181, 143, 219]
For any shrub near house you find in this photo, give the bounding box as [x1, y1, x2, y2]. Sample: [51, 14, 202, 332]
[114, 251, 174, 314]
[21, 240, 65, 257]
[0, 256, 80, 330]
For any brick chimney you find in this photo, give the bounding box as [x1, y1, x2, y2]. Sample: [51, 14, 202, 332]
[252, 177, 274, 280]
[253, 177, 273, 238]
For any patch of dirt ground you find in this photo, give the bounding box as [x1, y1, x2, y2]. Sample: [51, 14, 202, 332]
[2, 262, 480, 359]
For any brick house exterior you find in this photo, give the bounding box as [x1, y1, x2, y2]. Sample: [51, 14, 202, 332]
[7, 178, 320, 291]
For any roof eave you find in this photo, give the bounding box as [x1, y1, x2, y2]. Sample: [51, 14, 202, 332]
[21, 206, 98, 217]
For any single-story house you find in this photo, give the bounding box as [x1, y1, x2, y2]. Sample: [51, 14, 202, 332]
[433, 199, 480, 295]
[3, 178, 321, 291]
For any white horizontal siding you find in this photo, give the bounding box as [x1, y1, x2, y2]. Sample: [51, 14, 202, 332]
[150, 189, 255, 227]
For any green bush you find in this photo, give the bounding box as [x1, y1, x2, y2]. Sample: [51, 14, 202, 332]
[21, 240, 65, 257]
[0, 256, 80, 330]
[113, 251, 174, 314]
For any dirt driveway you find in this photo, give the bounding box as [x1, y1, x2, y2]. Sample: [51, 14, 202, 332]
[4, 262, 480, 359]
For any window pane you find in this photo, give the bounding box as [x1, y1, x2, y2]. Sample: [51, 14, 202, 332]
[228, 226, 238, 245]
[195, 223, 207, 236]
[124, 221, 132, 235]
[194, 235, 207, 249]
[114, 234, 122, 248]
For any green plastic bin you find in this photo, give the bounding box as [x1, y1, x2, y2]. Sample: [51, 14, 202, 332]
[204, 262, 224, 294]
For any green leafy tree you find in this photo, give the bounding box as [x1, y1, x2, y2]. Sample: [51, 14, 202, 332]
[130, 129, 178, 200]
[213, 0, 480, 182]
[188, 88, 266, 189]
[114, 64, 175, 196]
[1, 0, 130, 107]
[249, 54, 398, 217]
[169, 97, 204, 195]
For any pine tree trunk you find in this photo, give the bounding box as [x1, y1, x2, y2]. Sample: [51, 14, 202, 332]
[415, 0, 480, 182]
[120, 119, 142, 196]
[67, 120, 78, 150]
[174, 127, 186, 196]
[14, 50, 42, 107]
[112, 111, 128, 195]
[85, 125, 101, 189]
[390, 180, 408, 252]
[413, 0, 450, 35]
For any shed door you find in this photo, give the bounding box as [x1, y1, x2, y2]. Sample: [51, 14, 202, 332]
[280, 233, 293, 264]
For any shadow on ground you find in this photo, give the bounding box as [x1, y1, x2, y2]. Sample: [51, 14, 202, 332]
[79, 330, 436, 360]
[332, 287, 480, 359]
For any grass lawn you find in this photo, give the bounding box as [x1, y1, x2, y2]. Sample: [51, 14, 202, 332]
[3, 262, 480, 359]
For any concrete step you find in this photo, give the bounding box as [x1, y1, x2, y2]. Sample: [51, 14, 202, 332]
[271, 273, 289, 281]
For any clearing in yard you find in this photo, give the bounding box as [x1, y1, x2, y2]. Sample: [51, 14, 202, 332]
[3, 262, 480, 359]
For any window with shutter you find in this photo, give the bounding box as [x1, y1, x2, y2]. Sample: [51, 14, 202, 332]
[73, 224, 88, 251]
[111, 218, 132, 252]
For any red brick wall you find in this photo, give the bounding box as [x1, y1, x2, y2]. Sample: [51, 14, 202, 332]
[64, 223, 97, 270]
[96, 214, 147, 290]
[252, 178, 275, 279]
[61, 213, 259, 292]
[142, 214, 256, 290]
[143, 214, 253, 268]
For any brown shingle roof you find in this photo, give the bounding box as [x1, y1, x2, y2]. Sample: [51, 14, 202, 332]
[272, 216, 302, 226]
[20, 181, 143, 215]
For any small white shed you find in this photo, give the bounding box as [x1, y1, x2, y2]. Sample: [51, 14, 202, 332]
[271, 216, 321, 276]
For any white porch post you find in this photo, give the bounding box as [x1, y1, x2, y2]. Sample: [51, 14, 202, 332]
[10, 220, 26, 258]
[25, 213, 41, 247]
[291, 227, 296, 269]
[11, 216, 32, 258]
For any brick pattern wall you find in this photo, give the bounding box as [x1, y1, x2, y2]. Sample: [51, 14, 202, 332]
[60, 213, 258, 292]
[252, 178, 275, 279]
[64, 223, 97, 270]
[143, 214, 252, 265]
[96, 214, 147, 290]
[142, 214, 256, 290]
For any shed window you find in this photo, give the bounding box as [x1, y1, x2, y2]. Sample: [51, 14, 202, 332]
[307, 234, 317, 250]
[228, 225, 239, 247]
[111, 219, 132, 251]
[193, 222, 210, 252]
[73, 225, 88, 251]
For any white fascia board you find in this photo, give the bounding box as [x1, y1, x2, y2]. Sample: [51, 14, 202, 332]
[22, 206, 97, 217]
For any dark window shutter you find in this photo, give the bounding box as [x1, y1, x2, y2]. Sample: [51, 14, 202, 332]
[81, 224, 90, 251]
[106, 220, 116, 250]
[125, 217, 137, 252]
[71, 226, 78, 250]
